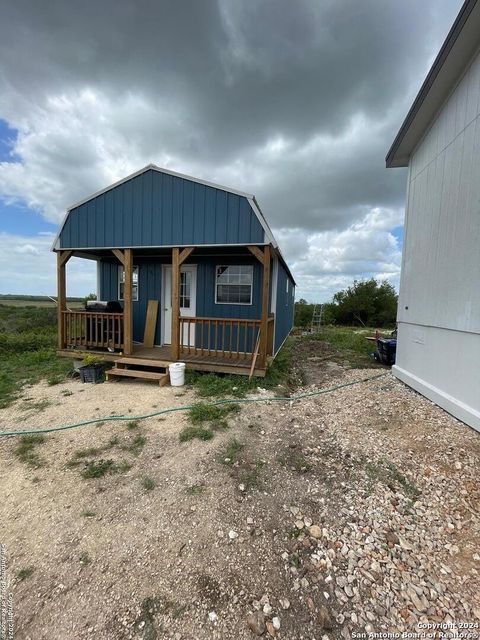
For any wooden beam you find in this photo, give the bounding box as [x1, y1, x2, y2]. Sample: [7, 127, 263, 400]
[247, 245, 264, 264]
[258, 245, 271, 369]
[171, 248, 181, 360]
[57, 252, 68, 349]
[123, 249, 133, 355]
[58, 250, 73, 268]
[112, 248, 125, 265]
[178, 246, 194, 265]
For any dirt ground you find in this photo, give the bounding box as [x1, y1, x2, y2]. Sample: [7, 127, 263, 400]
[0, 342, 479, 639]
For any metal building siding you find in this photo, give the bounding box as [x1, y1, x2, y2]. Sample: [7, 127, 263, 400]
[59, 169, 265, 249]
[99, 254, 263, 347]
[274, 262, 294, 353]
[394, 46, 480, 431]
[398, 46, 480, 334]
[196, 256, 263, 319]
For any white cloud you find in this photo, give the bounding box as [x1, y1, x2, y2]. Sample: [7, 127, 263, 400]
[275, 207, 403, 302]
[0, 232, 96, 297]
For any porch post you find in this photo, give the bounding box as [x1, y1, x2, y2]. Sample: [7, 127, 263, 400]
[259, 245, 271, 368]
[57, 250, 72, 349]
[123, 249, 133, 355]
[171, 247, 180, 360]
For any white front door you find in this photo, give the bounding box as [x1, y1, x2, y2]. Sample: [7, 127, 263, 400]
[162, 265, 197, 346]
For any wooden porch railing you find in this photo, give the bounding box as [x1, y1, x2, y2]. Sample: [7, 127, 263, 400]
[179, 317, 262, 360]
[61, 311, 124, 350]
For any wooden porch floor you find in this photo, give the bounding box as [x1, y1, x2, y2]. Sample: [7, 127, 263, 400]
[133, 345, 266, 377]
[58, 344, 266, 377]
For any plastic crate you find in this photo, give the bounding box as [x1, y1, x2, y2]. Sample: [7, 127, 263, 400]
[375, 338, 397, 365]
[79, 364, 105, 384]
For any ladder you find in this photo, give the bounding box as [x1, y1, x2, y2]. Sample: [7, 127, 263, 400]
[310, 304, 323, 333]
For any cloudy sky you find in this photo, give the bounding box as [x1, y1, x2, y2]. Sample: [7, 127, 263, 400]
[0, 0, 462, 301]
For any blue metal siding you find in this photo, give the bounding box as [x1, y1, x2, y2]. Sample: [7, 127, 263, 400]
[61, 169, 265, 249]
[99, 254, 264, 348]
[274, 262, 295, 353]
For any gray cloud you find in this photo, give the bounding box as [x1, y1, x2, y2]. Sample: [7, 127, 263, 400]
[0, 0, 463, 299]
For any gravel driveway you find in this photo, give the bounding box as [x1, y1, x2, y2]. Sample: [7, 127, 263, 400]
[0, 362, 478, 639]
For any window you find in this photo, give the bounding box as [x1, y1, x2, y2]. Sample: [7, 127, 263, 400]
[180, 271, 191, 308]
[215, 265, 253, 305]
[118, 265, 139, 301]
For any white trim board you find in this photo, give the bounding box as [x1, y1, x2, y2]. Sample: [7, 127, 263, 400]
[392, 365, 480, 432]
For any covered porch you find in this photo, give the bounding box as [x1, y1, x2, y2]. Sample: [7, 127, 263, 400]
[56, 245, 274, 377]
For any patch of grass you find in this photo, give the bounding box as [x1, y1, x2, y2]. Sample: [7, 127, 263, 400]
[17, 566, 35, 581]
[117, 459, 132, 473]
[277, 449, 312, 473]
[186, 483, 206, 495]
[121, 433, 146, 455]
[179, 425, 214, 442]
[96, 421, 105, 427]
[141, 475, 156, 491]
[47, 374, 64, 386]
[304, 326, 384, 369]
[81, 509, 96, 517]
[108, 435, 119, 446]
[15, 434, 46, 468]
[289, 553, 301, 569]
[239, 459, 265, 490]
[79, 551, 91, 566]
[21, 398, 52, 413]
[126, 420, 140, 430]
[219, 437, 244, 465]
[263, 337, 296, 389]
[189, 402, 240, 425]
[366, 457, 420, 499]
[81, 459, 117, 479]
[61, 389, 73, 396]
[0, 304, 73, 408]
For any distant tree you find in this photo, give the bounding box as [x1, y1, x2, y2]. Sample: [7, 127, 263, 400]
[331, 279, 397, 327]
[82, 292, 97, 305]
[294, 299, 314, 328]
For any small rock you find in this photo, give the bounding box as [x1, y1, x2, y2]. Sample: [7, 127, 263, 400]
[208, 611, 218, 622]
[272, 617, 281, 631]
[279, 598, 290, 610]
[386, 531, 399, 547]
[247, 517, 254, 525]
[309, 525, 322, 539]
[263, 603, 272, 616]
[266, 621, 276, 637]
[239, 484, 246, 492]
[229, 530, 239, 540]
[317, 606, 333, 629]
[246, 611, 266, 636]
[295, 520, 305, 530]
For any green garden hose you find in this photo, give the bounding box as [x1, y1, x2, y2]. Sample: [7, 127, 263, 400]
[0, 372, 388, 438]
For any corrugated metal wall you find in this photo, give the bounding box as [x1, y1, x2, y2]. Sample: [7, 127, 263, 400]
[60, 169, 265, 249]
[274, 262, 295, 353]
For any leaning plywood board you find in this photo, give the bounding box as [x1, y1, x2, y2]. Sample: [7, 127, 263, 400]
[143, 300, 159, 348]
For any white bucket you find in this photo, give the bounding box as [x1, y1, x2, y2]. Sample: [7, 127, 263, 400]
[169, 362, 186, 387]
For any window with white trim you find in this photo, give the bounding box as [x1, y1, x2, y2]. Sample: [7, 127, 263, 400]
[215, 265, 253, 305]
[180, 271, 191, 308]
[118, 265, 139, 301]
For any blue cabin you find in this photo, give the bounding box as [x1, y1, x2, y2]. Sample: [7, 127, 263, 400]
[53, 165, 295, 377]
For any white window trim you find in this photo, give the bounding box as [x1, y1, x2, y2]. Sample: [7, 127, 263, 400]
[215, 264, 253, 306]
[118, 265, 139, 301]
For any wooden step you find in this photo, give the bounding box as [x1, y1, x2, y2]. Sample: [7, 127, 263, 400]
[116, 357, 171, 368]
[106, 367, 169, 386]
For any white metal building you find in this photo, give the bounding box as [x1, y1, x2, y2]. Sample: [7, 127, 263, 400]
[387, 0, 480, 431]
